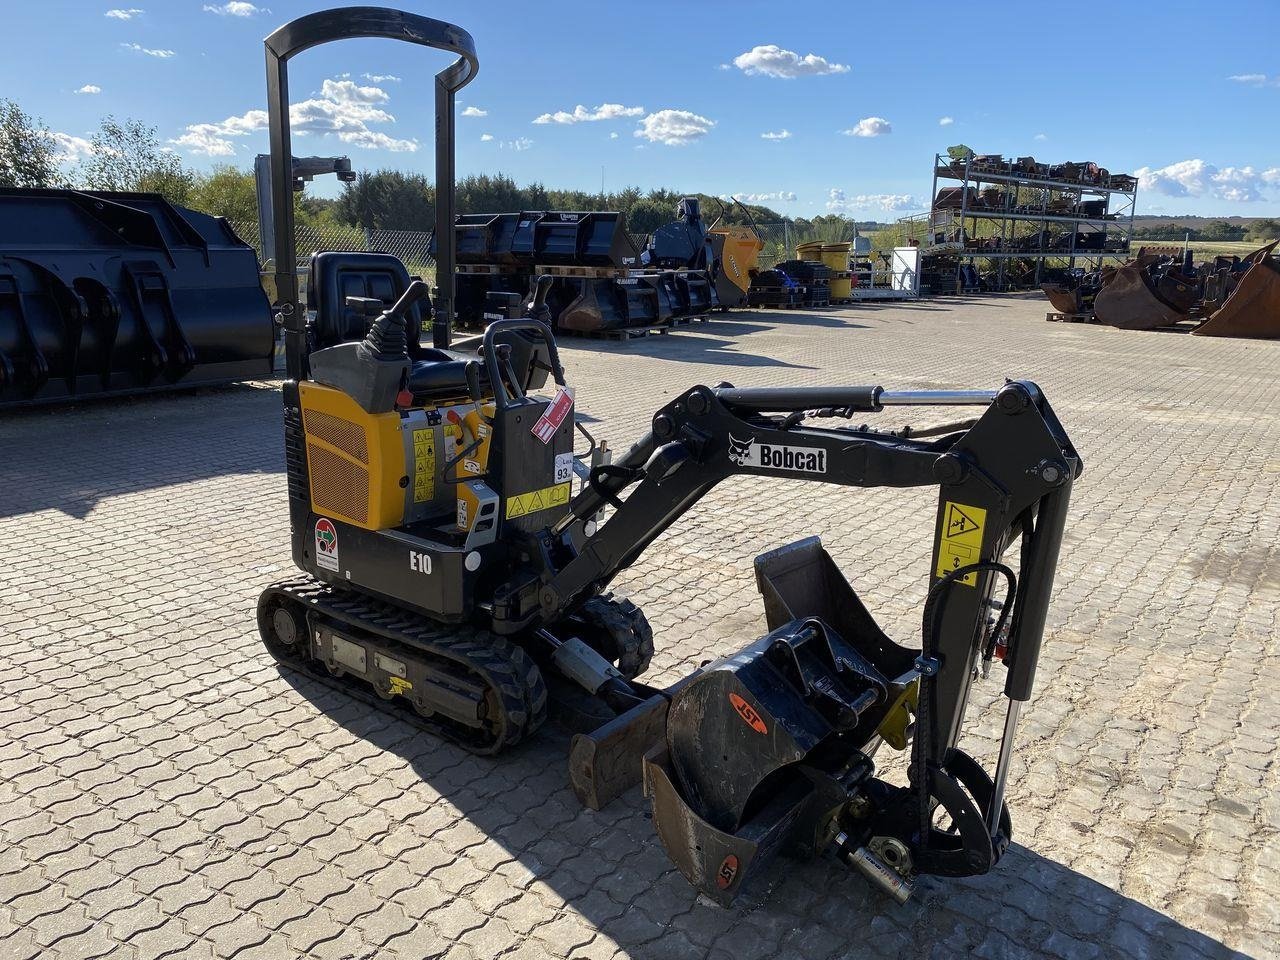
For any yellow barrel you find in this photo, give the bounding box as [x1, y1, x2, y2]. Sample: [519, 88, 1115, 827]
[796, 241, 823, 261]
[828, 271, 852, 301]
[819, 242, 852, 272]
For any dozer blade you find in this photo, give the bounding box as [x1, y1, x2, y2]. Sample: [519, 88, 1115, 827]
[1194, 255, 1280, 339]
[1093, 257, 1188, 330]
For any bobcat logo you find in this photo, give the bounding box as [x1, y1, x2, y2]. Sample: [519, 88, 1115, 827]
[727, 434, 755, 466]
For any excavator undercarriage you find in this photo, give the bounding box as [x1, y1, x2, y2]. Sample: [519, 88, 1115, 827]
[256, 6, 1082, 906]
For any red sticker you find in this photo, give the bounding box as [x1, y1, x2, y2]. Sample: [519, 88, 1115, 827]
[314, 518, 339, 572]
[531, 386, 573, 444]
[716, 854, 740, 890]
[729, 692, 767, 735]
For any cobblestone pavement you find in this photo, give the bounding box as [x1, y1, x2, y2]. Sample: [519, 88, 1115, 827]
[2, 296, 1278, 960]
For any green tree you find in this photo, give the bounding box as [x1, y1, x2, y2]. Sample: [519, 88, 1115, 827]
[190, 165, 257, 223]
[80, 116, 196, 203]
[336, 169, 434, 230]
[0, 99, 61, 188]
[625, 197, 673, 233]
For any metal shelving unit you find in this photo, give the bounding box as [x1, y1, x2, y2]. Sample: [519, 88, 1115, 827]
[921, 152, 1138, 292]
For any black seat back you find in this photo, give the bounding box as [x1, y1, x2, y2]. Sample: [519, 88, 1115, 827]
[307, 251, 426, 352]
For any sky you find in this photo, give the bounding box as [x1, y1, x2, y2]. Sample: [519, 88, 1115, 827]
[6, 0, 1280, 219]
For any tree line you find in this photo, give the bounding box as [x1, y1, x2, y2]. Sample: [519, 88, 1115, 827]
[1131, 220, 1280, 243]
[2, 97, 850, 240]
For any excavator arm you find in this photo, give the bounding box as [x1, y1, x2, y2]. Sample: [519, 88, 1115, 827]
[521, 380, 1079, 900]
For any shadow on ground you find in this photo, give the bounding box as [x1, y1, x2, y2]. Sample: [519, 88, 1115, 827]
[0, 382, 284, 519]
[276, 669, 1250, 960]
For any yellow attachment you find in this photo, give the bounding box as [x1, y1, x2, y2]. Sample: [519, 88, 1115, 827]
[299, 381, 406, 530]
[710, 225, 764, 296]
[876, 680, 919, 751]
[458, 404, 494, 479]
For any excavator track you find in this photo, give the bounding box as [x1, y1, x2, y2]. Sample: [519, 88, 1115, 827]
[258, 577, 547, 755]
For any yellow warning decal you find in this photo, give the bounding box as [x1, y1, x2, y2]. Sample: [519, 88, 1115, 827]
[935, 501, 987, 587]
[506, 481, 571, 520]
[413, 428, 435, 503]
[388, 676, 413, 695]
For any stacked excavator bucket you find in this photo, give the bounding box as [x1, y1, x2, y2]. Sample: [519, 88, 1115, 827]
[1194, 241, 1280, 339]
[0, 188, 273, 408]
[441, 202, 720, 334]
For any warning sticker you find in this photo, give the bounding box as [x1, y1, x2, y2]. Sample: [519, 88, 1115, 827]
[506, 481, 571, 519]
[531, 386, 574, 444]
[314, 518, 340, 572]
[388, 676, 413, 695]
[935, 501, 987, 586]
[413, 428, 435, 503]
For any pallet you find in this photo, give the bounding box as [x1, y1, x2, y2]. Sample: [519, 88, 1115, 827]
[534, 264, 642, 279]
[1045, 311, 1099, 324]
[557, 314, 710, 341]
[456, 263, 522, 275]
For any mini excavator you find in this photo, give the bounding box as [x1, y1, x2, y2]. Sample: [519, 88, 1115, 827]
[257, 8, 1081, 905]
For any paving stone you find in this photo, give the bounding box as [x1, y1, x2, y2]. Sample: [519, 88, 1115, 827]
[3, 299, 1279, 960]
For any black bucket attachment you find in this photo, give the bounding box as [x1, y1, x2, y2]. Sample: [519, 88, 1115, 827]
[0, 188, 273, 408]
[641, 537, 918, 903]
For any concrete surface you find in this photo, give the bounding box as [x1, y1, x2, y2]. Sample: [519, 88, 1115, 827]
[1, 296, 1277, 959]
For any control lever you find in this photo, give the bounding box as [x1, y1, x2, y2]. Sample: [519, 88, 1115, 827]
[525, 275, 554, 325]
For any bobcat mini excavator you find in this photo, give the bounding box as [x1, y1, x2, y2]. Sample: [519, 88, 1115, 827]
[257, 8, 1081, 905]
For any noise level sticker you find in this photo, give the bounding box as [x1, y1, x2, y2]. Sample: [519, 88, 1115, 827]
[935, 501, 987, 587]
[506, 481, 571, 519]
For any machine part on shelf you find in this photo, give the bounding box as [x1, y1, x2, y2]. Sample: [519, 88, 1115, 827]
[255, 6, 1081, 909]
[0, 188, 273, 408]
[1195, 243, 1280, 339]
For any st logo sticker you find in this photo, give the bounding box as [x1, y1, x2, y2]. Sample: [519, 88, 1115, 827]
[935, 501, 987, 586]
[314, 518, 340, 572]
[729, 692, 768, 734]
[716, 854, 740, 890]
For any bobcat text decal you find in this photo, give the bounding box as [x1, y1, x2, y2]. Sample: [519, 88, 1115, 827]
[727, 434, 827, 474]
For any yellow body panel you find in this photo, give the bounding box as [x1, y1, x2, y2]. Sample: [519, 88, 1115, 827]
[299, 381, 406, 531]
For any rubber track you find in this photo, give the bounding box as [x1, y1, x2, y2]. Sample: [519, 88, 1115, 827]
[578, 593, 655, 679]
[258, 576, 547, 755]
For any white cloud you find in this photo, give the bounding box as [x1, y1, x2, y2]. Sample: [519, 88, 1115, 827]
[939, 116, 954, 126]
[75, 84, 102, 95]
[1034, 133, 1048, 141]
[842, 116, 890, 137]
[171, 80, 418, 156]
[533, 103, 644, 125]
[826, 188, 919, 212]
[51, 132, 95, 163]
[461, 106, 488, 118]
[480, 133, 494, 142]
[202, 2, 266, 15]
[634, 109, 714, 146]
[1227, 73, 1278, 86]
[609, 132, 619, 140]
[732, 45, 849, 78]
[121, 42, 174, 58]
[105, 8, 143, 19]
[363, 73, 400, 83]
[500, 137, 534, 152]
[760, 129, 791, 140]
[1134, 158, 1280, 202]
[723, 191, 796, 203]
[718, 63, 731, 71]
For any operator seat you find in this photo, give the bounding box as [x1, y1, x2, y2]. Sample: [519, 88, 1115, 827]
[305, 251, 550, 406]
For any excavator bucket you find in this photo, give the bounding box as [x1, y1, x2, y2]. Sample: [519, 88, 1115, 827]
[1194, 251, 1280, 339]
[1093, 256, 1187, 330]
[709, 225, 764, 308]
[644, 538, 918, 904]
[1040, 283, 1082, 315]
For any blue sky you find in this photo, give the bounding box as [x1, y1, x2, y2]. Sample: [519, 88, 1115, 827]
[7, 0, 1280, 218]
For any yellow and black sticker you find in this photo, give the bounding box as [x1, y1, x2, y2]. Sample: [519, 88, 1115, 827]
[506, 481, 571, 519]
[935, 501, 987, 586]
[413, 428, 435, 503]
[388, 676, 413, 695]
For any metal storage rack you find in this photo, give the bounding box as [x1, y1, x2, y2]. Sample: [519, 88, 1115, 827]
[919, 152, 1138, 292]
